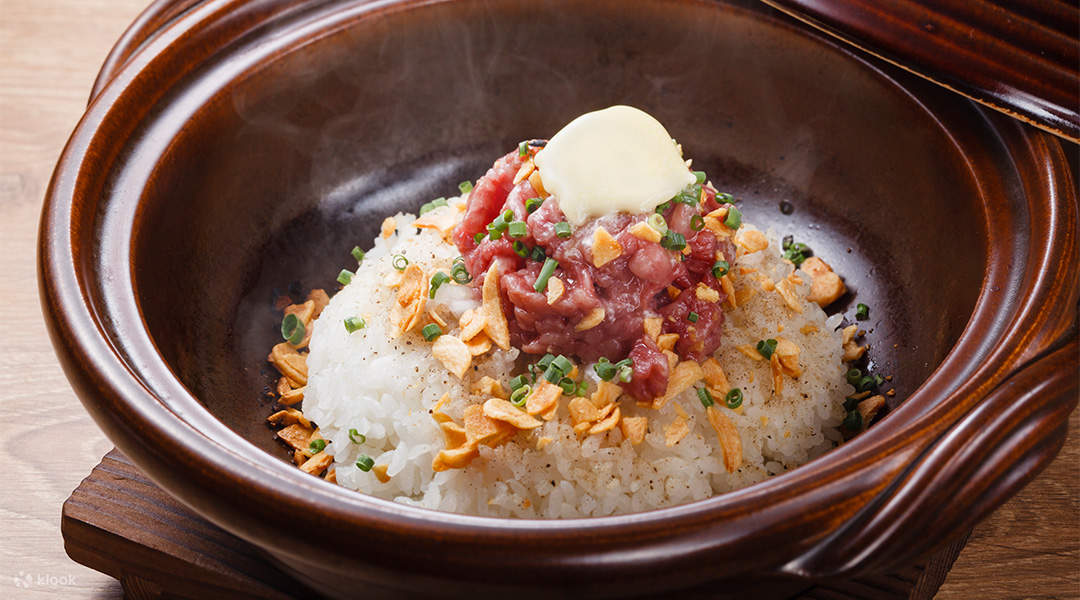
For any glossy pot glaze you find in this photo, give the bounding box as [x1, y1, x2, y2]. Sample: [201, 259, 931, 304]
[761, 0, 1080, 142]
[40, 0, 1078, 597]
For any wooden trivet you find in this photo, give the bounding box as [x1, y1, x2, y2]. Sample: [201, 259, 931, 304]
[62, 450, 969, 599]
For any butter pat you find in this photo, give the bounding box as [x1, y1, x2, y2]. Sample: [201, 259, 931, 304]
[534, 105, 695, 225]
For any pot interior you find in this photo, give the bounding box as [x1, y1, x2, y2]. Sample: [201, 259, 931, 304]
[125, 0, 986, 459]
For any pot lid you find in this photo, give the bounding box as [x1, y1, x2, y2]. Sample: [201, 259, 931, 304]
[761, 0, 1080, 143]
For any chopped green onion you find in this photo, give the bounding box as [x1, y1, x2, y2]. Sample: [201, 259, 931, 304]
[512, 241, 530, 257]
[419, 197, 447, 215]
[518, 141, 528, 157]
[612, 358, 634, 383]
[486, 210, 515, 241]
[723, 205, 742, 229]
[789, 248, 809, 266]
[348, 429, 366, 444]
[281, 313, 305, 345]
[559, 377, 576, 396]
[712, 260, 730, 278]
[647, 213, 668, 234]
[690, 214, 705, 231]
[843, 397, 860, 412]
[534, 257, 559, 293]
[756, 338, 778, 359]
[693, 170, 707, 184]
[846, 368, 862, 386]
[781, 237, 811, 266]
[554, 222, 572, 238]
[594, 357, 616, 381]
[575, 381, 589, 396]
[510, 385, 531, 407]
[725, 388, 743, 409]
[716, 192, 735, 204]
[688, 311, 699, 323]
[344, 316, 366, 333]
[507, 221, 528, 238]
[392, 254, 409, 271]
[551, 355, 573, 374]
[459, 180, 473, 194]
[855, 303, 870, 321]
[594, 356, 632, 383]
[526, 197, 543, 213]
[451, 257, 471, 284]
[473, 231, 486, 244]
[534, 354, 556, 373]
[782, 235, 794, 250]
[309, 439, 327, 454]
[337, 269, 354, 285]
[673, 184, 702, 206]
[351, 246, 365, 262]
[843, 410, 863, 430]
[508, 374, 529, 391]
[530, 246, 546, 262]
[655, 201, 672, 214]
[697, 387, 715, 408]
[429, 271, 452, 298]
[355, 454, 374, 471]
[422, 323, 443, 341]
[660, 230, 687, 251]
[543, 364, 563, 384]
[857, 375, 876, 392]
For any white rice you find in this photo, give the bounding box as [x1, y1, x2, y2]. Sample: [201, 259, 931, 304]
[304, 201, 847, 518]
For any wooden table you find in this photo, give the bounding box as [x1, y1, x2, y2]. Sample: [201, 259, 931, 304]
[1, 1, 1076, 598]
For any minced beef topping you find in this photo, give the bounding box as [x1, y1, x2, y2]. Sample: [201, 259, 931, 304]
[453, 145, 735, 401]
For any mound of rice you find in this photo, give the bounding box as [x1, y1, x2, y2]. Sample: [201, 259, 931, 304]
[304, 200, 847, 518]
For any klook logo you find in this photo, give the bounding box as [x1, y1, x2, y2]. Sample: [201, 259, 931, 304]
[10, 571, 77, 588]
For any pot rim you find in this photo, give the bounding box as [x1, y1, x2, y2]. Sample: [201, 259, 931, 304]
[40, 0, 1078, 583]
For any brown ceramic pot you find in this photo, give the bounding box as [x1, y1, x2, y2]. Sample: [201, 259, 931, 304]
[40, 0, 1078, 597]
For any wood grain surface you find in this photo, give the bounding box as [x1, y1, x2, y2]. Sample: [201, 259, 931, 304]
[1, 1, 1076, 598]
